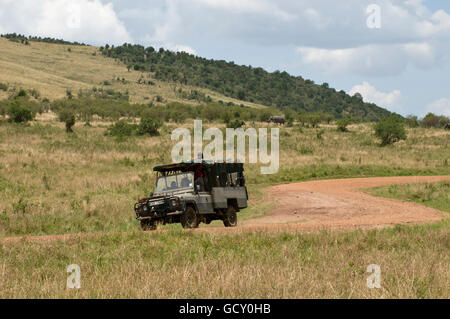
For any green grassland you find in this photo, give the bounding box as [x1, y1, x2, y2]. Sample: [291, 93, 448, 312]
[367, 181, 450, 213]
[0, 120, 449, 237]
[0, 36, 449, 299]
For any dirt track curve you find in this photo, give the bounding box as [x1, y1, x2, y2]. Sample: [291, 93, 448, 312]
[2, 176, 449, 243]
[244, 175, 450, 231]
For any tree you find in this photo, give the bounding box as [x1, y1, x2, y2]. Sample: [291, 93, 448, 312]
[137, 117, 162, 136]
[323, 113, 334, 124]
[259, 109, 272, 122]
[58, 109, 76, 133]
[221, 110, 232, 124]
[421, 113, 440, 128]
[307, 112, 322, 128]
[284, 108, 297, 123]
[237, 89, 246, 100]
[421, 113, 449, 128]
[405, 115, 419, 128]
[374, 115, 407, 146]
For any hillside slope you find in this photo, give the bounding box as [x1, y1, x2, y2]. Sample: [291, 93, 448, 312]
[103, 43, 392, 120]
[0, 37, 265, 107]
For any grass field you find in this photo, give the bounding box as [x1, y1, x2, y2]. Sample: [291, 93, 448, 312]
[367, 181, 450, 214]
[0, 117, 449, 298]
[1, 220, 448, 298]
[0, 37, 266, 107]
[1, 119, 449, 237]
[0, 37, 449, 298]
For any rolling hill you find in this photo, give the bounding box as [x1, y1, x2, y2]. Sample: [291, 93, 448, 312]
[0, 36, 264, 108]
[0, 34, 392, 120]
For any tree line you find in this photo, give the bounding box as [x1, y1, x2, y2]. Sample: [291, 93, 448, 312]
[1, 33, 87, 46]
[100, 43, 392, 121]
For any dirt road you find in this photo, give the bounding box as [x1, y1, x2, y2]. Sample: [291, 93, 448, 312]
[2, 176, 449, 243]
[244, 175, 450, 231]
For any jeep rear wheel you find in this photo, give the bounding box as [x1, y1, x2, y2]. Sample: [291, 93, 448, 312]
[140, 220, 157, 231]
[223, 206, 237, 227]
[181, 206, 199, 229]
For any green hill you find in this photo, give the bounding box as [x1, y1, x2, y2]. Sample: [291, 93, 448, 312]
[102, 43, 392, 121]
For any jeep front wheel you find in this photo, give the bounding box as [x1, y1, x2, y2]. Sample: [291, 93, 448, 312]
[223, 207, 237, 227]
[181, 206, 199, 229]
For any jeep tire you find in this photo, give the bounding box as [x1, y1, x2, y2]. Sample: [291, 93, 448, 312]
[223, 206, 238, 227]
[181, 206, 199, 229]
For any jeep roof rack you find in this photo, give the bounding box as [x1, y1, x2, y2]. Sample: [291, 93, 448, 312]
[153, 161, 244, 174]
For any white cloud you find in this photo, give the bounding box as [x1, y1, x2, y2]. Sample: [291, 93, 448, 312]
[426, 98, 450, 116]
[191, 0, 297, 21]
[0, 0, 131, 45]
[167, 44, 196, 55]
[349, 82, 402, 112]
[108, 0, 450, 76]
[296, 45, 408, 76]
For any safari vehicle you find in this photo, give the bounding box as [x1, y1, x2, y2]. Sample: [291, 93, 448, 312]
[134, 162, 248, 230]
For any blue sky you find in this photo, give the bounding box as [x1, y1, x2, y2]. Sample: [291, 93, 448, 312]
[1, 0, 449, 117]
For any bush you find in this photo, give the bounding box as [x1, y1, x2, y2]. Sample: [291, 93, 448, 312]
[107, 120, 137, 138]
[58, 109, 76, 133]
[228, 120, 245, 129]
[259, 109, 272, 122]
[374, 115, 407, 146]
[336, 118, 350, 132]
[0, 82, 8, 91]
[16, 89, 27, 98]
[137, 118, 162, 136]
[7, 102, 34, 123]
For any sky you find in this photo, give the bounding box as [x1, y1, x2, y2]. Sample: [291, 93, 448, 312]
[0, 0, 449, 117]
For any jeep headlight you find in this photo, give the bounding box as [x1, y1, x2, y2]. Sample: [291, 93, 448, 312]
[170, 198, 180, 208]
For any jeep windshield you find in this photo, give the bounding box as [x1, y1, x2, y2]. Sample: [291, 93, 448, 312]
[154, 172, 194, 194]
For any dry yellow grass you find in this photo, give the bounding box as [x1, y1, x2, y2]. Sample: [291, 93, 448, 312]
[0, 113, 449, 299]
[0, 38, 266, 107]
[0, 118, 448, 237]
[1, 224, 449, 298]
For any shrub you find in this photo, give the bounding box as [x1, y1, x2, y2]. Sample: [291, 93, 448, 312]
[7, 102, 34, 123]
[29, 89, 40, 100]
[137, 118, 162, 136]
[221, 111, 232, 124]
[374, 115, 407, 146]
[16, 89, 27, 98]
[107, 120, 136, 138]
[336, 118, 350, 132]
[259, 110, 272, 122]
[228, 120, 245, 129]
[58, 109, 76, 133]
[316, 129, 325, 139]
[0, 82, 8, 91]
